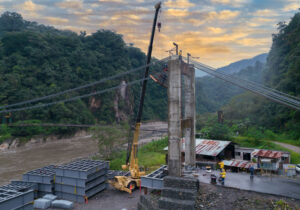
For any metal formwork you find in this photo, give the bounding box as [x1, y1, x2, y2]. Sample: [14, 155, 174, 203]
[55, 168, 107, 187]
[141, 165, 167, 189]
[55, 183, 107, 203]
[55, 175, 107, 196]
[15, 202, 34, 210]
[37, 183, 53, 193]
[0, 187, 34, 210]
[10, 181, 38, 192]
[23, 165, 55, 184]
[7, 181, 38, 199]
[55, 160, 109, 179]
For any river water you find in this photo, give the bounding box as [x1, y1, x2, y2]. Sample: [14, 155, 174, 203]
[0, 135, 98, 186]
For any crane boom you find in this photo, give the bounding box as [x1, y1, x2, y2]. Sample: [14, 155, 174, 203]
[108, 2, 162, 194]
[125, 2, 162, 176]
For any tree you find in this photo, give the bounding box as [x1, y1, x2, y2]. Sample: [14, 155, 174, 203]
[0, 12, 25, 33]
[91, 125, 128, 159]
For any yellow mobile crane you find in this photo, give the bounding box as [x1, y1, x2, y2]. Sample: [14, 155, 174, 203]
[109, 2, 162, 194]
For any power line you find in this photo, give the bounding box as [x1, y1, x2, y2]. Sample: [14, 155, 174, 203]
[0, 57, 169, 110]
[0, 77, 153, 114]
[190, 59, 300, 111]
[192, 59, 300, 104]
[6, 123, 168, 132]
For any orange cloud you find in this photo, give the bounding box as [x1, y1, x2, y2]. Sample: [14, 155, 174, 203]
[165, 0, 195, 9]
[22, 0, 44, 12]
[282, 3, 300, 12]
[207, 27, 226, 34]
[166, 8, 190, 17]
[56, 0, 83, 9]
[45, 17, 69, 25]
[236, 38, 271, 47]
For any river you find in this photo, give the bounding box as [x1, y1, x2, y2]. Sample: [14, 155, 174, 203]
[0, 135, 98, 186]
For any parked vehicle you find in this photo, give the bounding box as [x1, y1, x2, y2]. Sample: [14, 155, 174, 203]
[206, 166, 212, 173]
[296, 164, 300, 173]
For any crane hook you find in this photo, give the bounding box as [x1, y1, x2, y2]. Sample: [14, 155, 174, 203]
[157, 22, 161, 32]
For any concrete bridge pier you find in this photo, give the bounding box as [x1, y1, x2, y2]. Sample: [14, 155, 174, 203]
[182, 63, 196, 167]
[167, 55, 182, 177]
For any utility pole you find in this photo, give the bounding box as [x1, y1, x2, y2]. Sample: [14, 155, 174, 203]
[187, 53, 200, 64]
[173, 42, 178, 55]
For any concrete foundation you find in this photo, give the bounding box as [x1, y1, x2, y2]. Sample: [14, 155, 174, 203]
[159, 176, 199, 210]
[167, 56, 182, 177]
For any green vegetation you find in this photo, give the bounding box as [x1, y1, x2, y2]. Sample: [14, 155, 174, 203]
[109, 137, 168, 171]
[221, 12, 300, 136]
[0, 12, 167, 139]
[0, 125, 11, 143]
[91, 124, 130, 160]
[196, 12, 300, 161]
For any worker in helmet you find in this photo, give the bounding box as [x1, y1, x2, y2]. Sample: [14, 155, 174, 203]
[220, 168, 226, 185]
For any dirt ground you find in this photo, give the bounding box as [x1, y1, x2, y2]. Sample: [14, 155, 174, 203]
[49, 185, 141, 210]
[50, 182, 299, 210]
[197, 183, 300, 210]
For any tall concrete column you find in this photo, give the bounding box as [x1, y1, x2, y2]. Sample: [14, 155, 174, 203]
[168, 55, 182, 177]
[183, 64, 196, 166]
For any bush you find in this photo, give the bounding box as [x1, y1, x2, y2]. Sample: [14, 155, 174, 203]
[10, 120, 46, 137]
[0, 125, 11, 143]
[201, 124, 231, 140]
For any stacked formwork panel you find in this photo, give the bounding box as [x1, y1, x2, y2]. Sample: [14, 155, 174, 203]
[22, 165, 55, 197]
[7, 181, 38, 199]
[0, 185, 34, 210]
[54, 159, 109, 203]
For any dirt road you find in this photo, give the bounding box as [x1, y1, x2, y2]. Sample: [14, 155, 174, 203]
[272, 141, 300, 153]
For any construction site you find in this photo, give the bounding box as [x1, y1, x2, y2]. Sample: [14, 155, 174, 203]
[0, 1, 300, 210]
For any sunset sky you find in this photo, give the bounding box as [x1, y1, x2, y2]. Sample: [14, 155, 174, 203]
[0, 0, 299, 67]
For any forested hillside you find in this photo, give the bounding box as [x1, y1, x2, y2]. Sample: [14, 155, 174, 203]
[196, 61, 264, 113]
[0, 12, 167, 137]
[217, 53, 267, 74]
[221, 12, 300, 139]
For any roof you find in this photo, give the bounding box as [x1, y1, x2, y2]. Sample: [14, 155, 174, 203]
[195, 139, 231, 156]
[223, 159, 257, 169]
[252, 149, 283, 159]
[164, 139, 231, 156]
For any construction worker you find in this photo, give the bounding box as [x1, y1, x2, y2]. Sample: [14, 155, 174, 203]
[220, 168, 226, 185]
[218, 161, 226, 185]
[250, 165, 254, 179]
[218, 161, 224, 171]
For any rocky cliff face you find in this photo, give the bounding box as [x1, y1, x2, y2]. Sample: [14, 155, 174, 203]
[113, 80, 133, 123]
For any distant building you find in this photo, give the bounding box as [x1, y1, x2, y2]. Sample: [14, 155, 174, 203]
[251, 149, 290, 171]
[233, 146, 290, 171]
[164, 139, 291, 172]
[164, 139, 235, 168]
